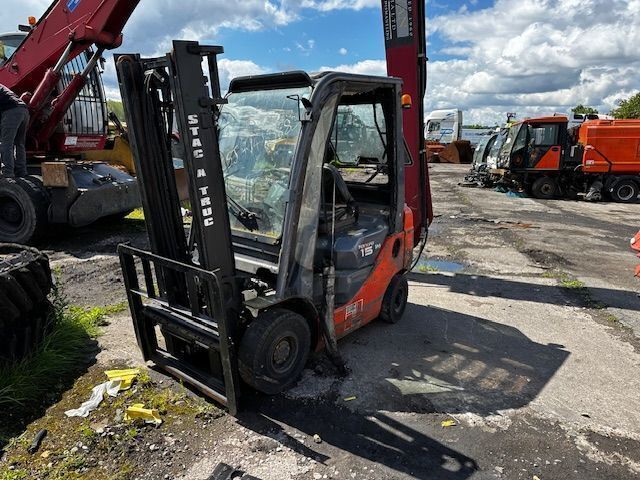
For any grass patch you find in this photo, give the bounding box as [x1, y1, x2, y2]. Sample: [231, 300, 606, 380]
[559, 278, 586, 289]
[0, 278, 127, 444]
[0, 469, 29, 480]
[1, 364, 223, 480]
[417, 264, 439, 273]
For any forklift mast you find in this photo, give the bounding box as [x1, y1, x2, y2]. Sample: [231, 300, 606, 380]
[381, 0, 432, 245]
[117, 42, 241, 413]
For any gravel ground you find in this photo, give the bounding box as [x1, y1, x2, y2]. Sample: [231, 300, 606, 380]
[3, 162, 640, 480]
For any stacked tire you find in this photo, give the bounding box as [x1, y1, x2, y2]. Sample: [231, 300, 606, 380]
[0, 244, 53, 365]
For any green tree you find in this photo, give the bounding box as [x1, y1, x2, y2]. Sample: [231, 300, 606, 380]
[610, 92, 640, 119]
[106, 99, 125, 121]
[571, 104, 598, 115]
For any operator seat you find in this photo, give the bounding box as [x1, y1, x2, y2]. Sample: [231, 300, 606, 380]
[320, 163, 359, 233]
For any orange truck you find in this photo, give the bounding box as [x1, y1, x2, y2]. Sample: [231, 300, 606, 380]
[495, 116, 640, 202]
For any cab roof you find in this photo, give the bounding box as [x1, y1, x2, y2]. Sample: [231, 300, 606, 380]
[517, 116, 568, 125]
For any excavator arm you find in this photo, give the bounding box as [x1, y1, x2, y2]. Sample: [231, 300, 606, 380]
[0, 0, 140, 151]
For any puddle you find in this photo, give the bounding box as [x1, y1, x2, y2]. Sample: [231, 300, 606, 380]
[413, 259, 465, 274]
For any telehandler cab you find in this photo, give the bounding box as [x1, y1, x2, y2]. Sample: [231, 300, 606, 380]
[116, 1, 429, 414]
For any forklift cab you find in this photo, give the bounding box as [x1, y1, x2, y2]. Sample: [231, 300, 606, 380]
[117, 43, 414, 414]
[220, 71, 407, 315]
[500, 118, 567, 171]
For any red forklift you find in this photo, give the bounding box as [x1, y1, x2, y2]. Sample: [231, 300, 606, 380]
[116, 1, 431, 414]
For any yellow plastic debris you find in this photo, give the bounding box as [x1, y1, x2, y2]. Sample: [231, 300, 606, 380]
[343, 396, 357, 402]
[105, 368, 141, 390]
[125, 404, 162, 425]
[441, 419, 457, 428]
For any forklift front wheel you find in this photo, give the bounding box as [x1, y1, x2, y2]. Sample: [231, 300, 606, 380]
[380, 274, 409, 324]
[238, 308, 311, 395]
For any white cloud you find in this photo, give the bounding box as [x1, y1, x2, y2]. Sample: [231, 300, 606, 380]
[217, 58, 269, 88]
[5, 0, 639, 125]
[429, 0, 640, 124]
[338, 47, 348, 56]
[300, 0, 378, 11]
[295, 39, 316, 56]
[320, 59, 387, 76]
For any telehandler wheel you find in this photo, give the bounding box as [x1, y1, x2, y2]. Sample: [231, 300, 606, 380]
[238, 308, 311, 395]
[531, 176, 558, 200]
[380, 274, 409, 324]
[611, 179, 639, 203]
[0, 177, 49, 244]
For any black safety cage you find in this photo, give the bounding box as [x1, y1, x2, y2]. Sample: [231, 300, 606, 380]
[60, 49, 108, 136]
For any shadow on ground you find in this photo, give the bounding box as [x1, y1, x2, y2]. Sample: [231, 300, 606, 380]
[411, 271, 640, 312]
[235, 275, 576, 479]
[334, 301, 570, 415]
[35, 216, 148, 259]
[240, 395, 479, 480]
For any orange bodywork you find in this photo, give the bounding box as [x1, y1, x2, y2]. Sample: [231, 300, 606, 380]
[632, 230, 640, 277]
[332, 205, 414, 339]
[534, 147, 561, 170]
[580, 120, 640, 174]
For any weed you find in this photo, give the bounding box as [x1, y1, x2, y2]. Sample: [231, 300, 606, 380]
[0, 469, 29, 480]
[417, 264, 439, 273]
[66, 302, 127, 332]
[124, 427, 138, 440]
[78, 424, 97, 442]
[559, 278, 586, 289]
[606, 314, 619, 323]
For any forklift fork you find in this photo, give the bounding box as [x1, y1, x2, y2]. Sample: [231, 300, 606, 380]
[119, 245, 240, 414]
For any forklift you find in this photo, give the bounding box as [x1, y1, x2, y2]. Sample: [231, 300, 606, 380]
[116, 2, 429, 414]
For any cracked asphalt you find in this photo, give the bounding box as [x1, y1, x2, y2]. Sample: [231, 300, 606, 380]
[39, 162, 640, 480]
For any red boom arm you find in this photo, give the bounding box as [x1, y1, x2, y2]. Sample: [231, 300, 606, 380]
[381, 0, 433, 246]
[0, 0, 140, 151]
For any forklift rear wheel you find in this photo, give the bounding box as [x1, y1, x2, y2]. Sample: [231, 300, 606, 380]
[611, 179, 639, 203]
[531, 177, 558, 200]
[380, 274, 408, 324]
[238, 308, 311, 395]
[0, 178, 49, 244]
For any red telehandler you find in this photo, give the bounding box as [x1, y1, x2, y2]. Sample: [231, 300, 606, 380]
[0, 0, 141, 244]
[115, 0, 432, 414]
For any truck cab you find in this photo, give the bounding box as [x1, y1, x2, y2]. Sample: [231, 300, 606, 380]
[498, 117, 570, 172]
[0, 33, 24, 66]
[425, 109, 462, 144]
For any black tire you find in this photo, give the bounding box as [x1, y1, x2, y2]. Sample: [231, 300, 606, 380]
[0, 177, 49, 244]
[238, 308, 311, 395]
[380, 274, 409, 324]
[0, 243, 53, 363]
[611, 179, 639, 203]
[531, 176, 558, 199]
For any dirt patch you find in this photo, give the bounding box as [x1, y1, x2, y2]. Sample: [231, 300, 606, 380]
[0, 365, 225, 480]
[520, 248, 573, 267]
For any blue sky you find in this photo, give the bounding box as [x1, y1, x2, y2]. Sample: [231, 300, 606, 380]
[2, 0, 639, 124]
